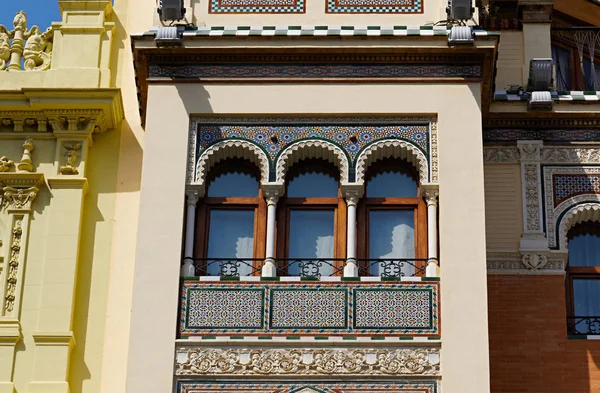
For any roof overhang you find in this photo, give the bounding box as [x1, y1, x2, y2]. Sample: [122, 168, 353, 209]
[131, 25, 499, 126]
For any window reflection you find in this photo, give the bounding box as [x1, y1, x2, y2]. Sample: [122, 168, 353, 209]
[366, 166, 417, 198]
[288, 210, 334, 276]
[369, 210, 415, 276]
[207, 171, 258, 197]
[573, 279, 600, 316]
[569, 231, 600, 267]
[207, 210, 254, 275]
[288, 172, 338, 197]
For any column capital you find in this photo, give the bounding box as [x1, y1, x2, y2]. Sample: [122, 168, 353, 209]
[421, 183, 439, 206]
[517, 140, 543, 162]
[262, 183, 284, 207]
[185, 188, 202, 206]
[341, 184, 364, 207]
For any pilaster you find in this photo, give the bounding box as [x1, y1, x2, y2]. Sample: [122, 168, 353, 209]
[517, 141, 546, 250]
[51, 1, 115, 87]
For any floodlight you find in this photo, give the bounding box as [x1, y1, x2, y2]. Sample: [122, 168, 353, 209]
[158, 0, 186, 22]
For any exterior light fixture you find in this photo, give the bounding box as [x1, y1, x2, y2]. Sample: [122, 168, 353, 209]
[157, 0, 186, 22]
[527, 59, 554, 110]
[155, 26, 184, 47]
[446, 0, 474, 21]
[448, 26, 474, 45]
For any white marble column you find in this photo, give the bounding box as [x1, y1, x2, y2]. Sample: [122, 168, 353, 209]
[342, 185, 363, 277]
[262, 185, 283, 277]
[181, 189, 200, 276]
[423, 186, 439, 277]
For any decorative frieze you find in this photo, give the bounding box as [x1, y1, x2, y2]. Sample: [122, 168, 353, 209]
[486, 252, 564, 273]
[175, 347, 440, 376]
[483, 147, 520, 163]
[176, 381, 439, 393]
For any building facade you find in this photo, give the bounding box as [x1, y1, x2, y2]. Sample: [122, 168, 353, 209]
[0, 0, 598, 393]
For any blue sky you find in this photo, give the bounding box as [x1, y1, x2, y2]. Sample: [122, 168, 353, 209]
[0, 1, 61, 30]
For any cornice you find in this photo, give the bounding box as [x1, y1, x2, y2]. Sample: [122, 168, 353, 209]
[0, 89, 124, 133]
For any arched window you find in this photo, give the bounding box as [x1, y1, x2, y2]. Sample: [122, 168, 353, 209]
[566, 221, 600, 335]
[277, 159, 346, 277]
[358, 158, 426, 277]
[194, 159, 266, 276]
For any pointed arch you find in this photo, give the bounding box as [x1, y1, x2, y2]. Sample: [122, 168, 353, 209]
[275, 140, 350, 183]
[354, 139, 429, 185]
[195, 140, 270, 187]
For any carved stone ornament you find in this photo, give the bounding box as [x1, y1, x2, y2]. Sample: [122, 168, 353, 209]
[2, 186, 38, 211]
[423, 188, 439, 206]
[5, 218, 22, 313]
[517, 141, 542, 162]
[0, 11, 53, 72]
[17, 138, 34, 172]
[483, 147, 520, 163]
[175, 348, 440, 376]
[523, 164, 541, 232]
[541, 148, 600, 164]
[521, 253, 548, 269]
[59, 143, 81, 175]
[263, 188, 281, 206]
[0, 156, 14, 172]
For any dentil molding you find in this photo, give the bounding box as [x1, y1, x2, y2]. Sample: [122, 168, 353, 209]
[175, 347, 440, 377]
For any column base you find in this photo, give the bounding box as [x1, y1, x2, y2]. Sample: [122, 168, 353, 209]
[426, 261, 440, 278]
[261, 259, 277, 277]
[28, 382, 70, 393]
[343, 259, 358, 277]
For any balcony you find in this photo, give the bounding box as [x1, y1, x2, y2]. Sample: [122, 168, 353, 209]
[567, 316, 600, 337]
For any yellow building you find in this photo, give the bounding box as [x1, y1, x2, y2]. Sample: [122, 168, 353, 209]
[0, 0, 600, 393]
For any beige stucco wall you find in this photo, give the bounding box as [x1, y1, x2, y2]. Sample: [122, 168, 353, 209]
[125, 82, 490, 393]
[484, 164, 523, 251]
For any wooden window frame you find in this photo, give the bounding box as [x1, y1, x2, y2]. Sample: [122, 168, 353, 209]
[357, 160, 427, 276]
[552, 39, 600, 91]
[566, 222, 600, 320]
[276, 160, 347, 275]
[194, 161, 267, 275]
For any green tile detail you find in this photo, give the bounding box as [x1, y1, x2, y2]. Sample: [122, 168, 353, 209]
[220, 276, 240, 281]
[422, 277, 440, 282]
[182, 276, 200, 281]
[201, 336, 217, 340]
[367, 26, 381, 30]
[230, 336, 245, 340]
[343, 336, 357, 340]
[428, 336, 441, 340]
[238, 26, 251, 30]
[342, 26, 354, 30]
[263, 26, 276, 30]
[300, 277, 319, 281]
[421, 26, 433, 30]
[567, 335, 587, 340]
[315, 336, 329, 340]
[341, 277, 360, 282]
[260, 277, 280, 281]
[393, 26, 408, 29]
[399, 337, 414, 340]
[315, 26, 328, 30]
[584, 91, 597, 95]
[289, 26, 302, 29]
[258, 336, 273, 340]
[371, 336, 385, 340]
[212, 26, 225, 30]
[286, 336, 301, 340]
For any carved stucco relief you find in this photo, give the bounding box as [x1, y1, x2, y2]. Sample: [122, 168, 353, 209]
[175, 347, 440, 377]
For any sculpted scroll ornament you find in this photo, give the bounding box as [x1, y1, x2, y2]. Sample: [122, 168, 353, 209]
[59, 143, 81, 175]
[175, 348, 440, 376]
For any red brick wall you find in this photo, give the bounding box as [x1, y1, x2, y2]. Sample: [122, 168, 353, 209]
[488, 275, 600, 393]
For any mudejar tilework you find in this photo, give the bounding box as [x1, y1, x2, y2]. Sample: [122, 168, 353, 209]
[326, 0, 423, 13]
[177, 382, 438, 393]
[179, 281, 440, 337]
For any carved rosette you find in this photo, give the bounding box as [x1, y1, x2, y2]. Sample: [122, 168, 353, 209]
[175, 348, 440, 376]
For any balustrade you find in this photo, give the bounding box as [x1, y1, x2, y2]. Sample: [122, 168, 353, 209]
[0, 11, 53, 72]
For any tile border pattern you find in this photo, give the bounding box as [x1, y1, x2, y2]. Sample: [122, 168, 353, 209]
[210, 0, 304, 13]
[494, 90, 600, 102]
[326, 0, 422, 13]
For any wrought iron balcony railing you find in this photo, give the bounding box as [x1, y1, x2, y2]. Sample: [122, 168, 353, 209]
[567, 316, 600, 336]
[189, 258, 429, 278]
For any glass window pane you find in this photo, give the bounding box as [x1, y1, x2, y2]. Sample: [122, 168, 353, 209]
[552, 45, 571, 91]
[288, 210, 334, 276]
[367, 170, 417, 198]
[569, 233, 600, 267]
[207, 172, 258, 197]
[288, 172, 337, 197]
[369, 210, 415, 276]
[573, 279, 600, 316]
[207, 210, 254, 275]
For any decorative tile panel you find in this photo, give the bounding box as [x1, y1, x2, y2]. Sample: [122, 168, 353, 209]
[210, 0, 304, 13]
[327, 0, 422, 13]
[179, 282, 439, 336]
[177, 382, 438, 393]
[553, 174, 600, 207]
[271, 289, 347, 329]
[185, 288, 265, 329]
[354, 289, 432, 330]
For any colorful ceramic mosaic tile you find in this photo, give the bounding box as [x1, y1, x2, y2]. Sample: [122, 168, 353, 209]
[177, 381, 438, 393]
[179, 282, 440, 336]
[196, 124, 428, 183]
[553, 174, 600, 207]
[327, 0, 422, 13]
[210, 0, 304, 13]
